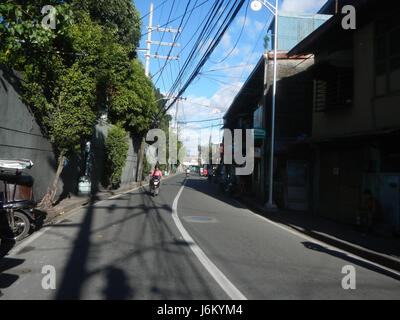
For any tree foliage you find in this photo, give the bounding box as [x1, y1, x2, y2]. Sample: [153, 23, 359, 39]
[108, 59, 157, 137]
[69, 0, 141, 56]
[0, 0, 175, 202]
[142, 156, 152, 180]
[0, 1, 73, 52]
[104, 125, 129, 189]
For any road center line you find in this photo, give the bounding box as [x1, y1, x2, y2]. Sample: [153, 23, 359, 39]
[171, 179, 247, 300]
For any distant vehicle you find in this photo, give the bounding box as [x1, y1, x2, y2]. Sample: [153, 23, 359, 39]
[202, 168, 208, 177]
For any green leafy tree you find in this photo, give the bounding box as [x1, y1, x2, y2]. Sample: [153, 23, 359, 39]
[1, 0, 159, 201]
[108, 59, 156, 136]
[69, 0, 141, 56]
[0, 1, 73, 53]
[22, 53, 99, 208]
[142, 156, 152, 180]
[1, 10, 128, 207]
[107, 58, 157, 184]
[104, 125, 129, 189]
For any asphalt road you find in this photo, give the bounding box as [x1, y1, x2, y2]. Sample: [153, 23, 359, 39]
[0, 174, 399, 299]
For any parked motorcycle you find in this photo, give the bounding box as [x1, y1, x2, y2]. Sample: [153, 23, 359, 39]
[207, 168, 215, 183]
[0, 159, 39, 241]
[150, 176, 161, 197]
[224, 174, 235, 196]
[219, 173, 237, 197]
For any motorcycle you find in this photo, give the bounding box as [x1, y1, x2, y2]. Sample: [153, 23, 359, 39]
[150, 176, 161, 196]
[0, 159, 40, 241]
[221, 174, 237, 197]
[207, 169, 214, 183]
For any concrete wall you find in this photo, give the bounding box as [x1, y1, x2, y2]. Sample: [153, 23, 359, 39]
[266, 57, 315, 140]
[312, 20, 400, 138]
[91, 122, 140, 191]
[0, 64, 140, 201]
[0, 65, 68, 200]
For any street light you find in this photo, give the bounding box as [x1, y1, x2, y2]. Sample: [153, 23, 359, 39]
[251, 0, 278, 210]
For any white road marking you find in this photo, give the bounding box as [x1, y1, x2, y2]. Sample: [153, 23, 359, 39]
[234, 200, 400, 278]
[171, 179, 247, 300]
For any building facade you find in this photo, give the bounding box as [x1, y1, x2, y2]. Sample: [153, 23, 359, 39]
[289, 0, 400, 234]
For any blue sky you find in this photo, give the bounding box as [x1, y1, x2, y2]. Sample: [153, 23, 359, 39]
[134, 0, 328, 155]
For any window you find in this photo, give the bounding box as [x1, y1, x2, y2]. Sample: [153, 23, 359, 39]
[375, 10, 400, 95]
[313, 64, 353, 112]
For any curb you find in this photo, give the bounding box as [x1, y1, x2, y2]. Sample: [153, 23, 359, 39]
[237, 196, 400, 273]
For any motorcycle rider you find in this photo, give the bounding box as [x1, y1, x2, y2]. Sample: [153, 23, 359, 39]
[151, 165, 163, 179]
[150, 165, 163, 191]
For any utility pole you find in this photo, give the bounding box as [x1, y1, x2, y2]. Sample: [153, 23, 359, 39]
[137, 2, 182, 182]
[145, 2, 154, 77]
[251, 0, 279, 211]
[145, 2, 181, 77]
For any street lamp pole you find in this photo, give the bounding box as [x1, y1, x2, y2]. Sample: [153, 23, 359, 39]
[251, 0, 278, 210]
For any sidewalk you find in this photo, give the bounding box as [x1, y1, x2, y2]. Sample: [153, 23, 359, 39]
[238, 194, 400, 272]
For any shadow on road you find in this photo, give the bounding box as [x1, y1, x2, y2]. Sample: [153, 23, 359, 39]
[183, 176, 400, 281]
[182, 175, 246, 210]
[53, 175, 218, 299]
[0, 240, 15, 259]
[0, 256, 24, 290]
[301, 241, 400, 281]
[103, 266, 134, 300]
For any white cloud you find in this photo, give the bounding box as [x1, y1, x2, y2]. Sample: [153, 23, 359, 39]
[230, 47, 240, 57]
[236, 16, 251, 28]
[169, 82, 244, 153]
[254, 20, 265, 31]
[221, 32, 232, 49]
[281, 0, 328, 13]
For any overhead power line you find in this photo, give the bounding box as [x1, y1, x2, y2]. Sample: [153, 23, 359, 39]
[164, 0, 246, 115]
[178, 117, 221, 123]
[141, 0, 211, 37]
[209, 0, 250, 65]
[140, 0, 171, 21]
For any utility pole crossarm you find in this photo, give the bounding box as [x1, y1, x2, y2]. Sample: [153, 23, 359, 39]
[144, 3, 181, 78]
[148, 26, 182, 33]
[147, 41, 181, 47]
[150, 55, 180, 60]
